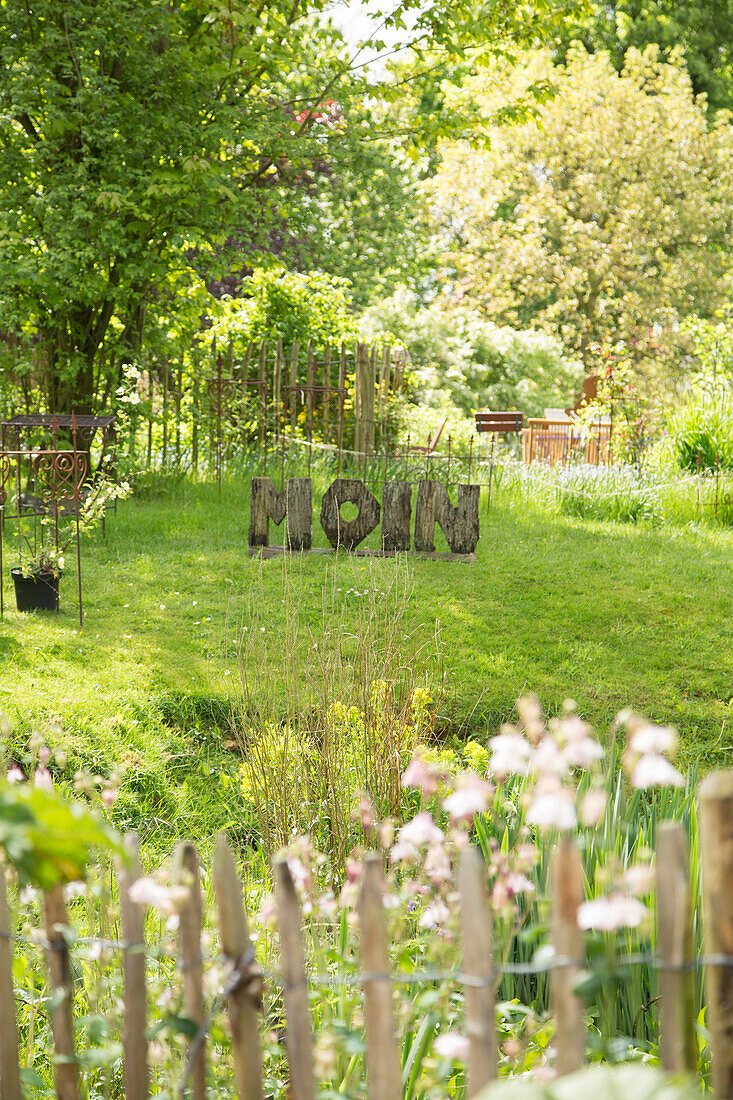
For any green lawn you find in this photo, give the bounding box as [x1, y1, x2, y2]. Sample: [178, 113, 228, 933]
[1, 472, 731, 859]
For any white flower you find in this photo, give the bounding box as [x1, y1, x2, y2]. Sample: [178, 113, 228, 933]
[631, 754, 684, 789]
[442, 773, 493, 822]
[434, 1032, 470, 1060]
[488, 733, 532, 779]
[577, 893, 649, 931]
[7, 765, 23, 784]
[419, 898, 450, 928]
[425, 843, 452, 885]
[531, 738, 568, 778]
[127, 878, 189, 916]
[629, 724, 677, 756]
[623, 864, 655, 897]
[33, 767, 53, 791]
[579, 788, 608, 826]
[402, 752, 442, 796]
[564, 736, 604, 769]
[526, 781, 576, 830]
[392, 812, 444, 862]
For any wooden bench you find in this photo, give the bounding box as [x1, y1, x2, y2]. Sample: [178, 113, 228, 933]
[474, 411, 524, 512]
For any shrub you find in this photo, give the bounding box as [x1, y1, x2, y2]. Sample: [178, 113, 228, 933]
[667, 376, 733, 472]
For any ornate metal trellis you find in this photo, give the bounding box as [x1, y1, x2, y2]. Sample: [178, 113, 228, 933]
[0, 413, 117, 625]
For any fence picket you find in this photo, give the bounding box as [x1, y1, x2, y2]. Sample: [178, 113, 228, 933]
[656, 822, 695, 1073]
[458, 846, 497, 1095]
[44, 883, 81, 1100]
[274, 857, 315, 1100]
[212, 834, 264, 1100]
[119, 835, 149, 1100]
[0, 869, 21, 1100]
[175, 842, 207, 1100]
[359, 853, 401, 1100]
[550, 837, 585, 1076]
[699, 770, 733, 1099]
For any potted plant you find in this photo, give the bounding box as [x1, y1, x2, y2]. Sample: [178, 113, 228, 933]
[11, 474, 130, 613]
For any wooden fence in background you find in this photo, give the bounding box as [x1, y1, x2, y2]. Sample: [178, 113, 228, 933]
[0, 772, 732, 1100]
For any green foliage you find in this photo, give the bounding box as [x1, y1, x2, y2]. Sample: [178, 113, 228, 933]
[430, 48, 733, 403]
[361, 288, 583, 416]
[0, 780, 123, 888]
[212, 268, 359, 355]
[667, 377, 733, 471]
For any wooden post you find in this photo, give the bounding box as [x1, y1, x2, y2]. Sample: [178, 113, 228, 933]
[656, 822, 695, 1073]
[459, 847, 497, 1095]
[0, 869, 21, 1100]
[274, 341, 283, 443]
[289, 342, 299, 434]
[368, 346, 378, 453]
[162, 360, 169, 466]
[699, 771, 733, 1099]
[353, 343, 363, 455]
[274, 858, 315, 1100]
[258, 341, 268, 450]
[550, 837, 585, 1076]
[306, 340, 315, 444]
[322, 346, 332, 443]
[192, 367, 199, 473]
[359, 854, 400, 1100]
[44, 883, 81, 1100]
[175, 843, 206, 1100]
[249, 477, 287, 547]
[119, 835, 148, 1100]
[213, 835, 264, 1100]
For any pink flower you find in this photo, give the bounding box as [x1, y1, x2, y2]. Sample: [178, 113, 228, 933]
[128, 878, 188, 916]
[286, 856, 311, 893]
[629, 724, 677, 756]
[488, 733, 532, 779]
[391, 812, 444, 862]
[577, 893, 649, 931]
[33, 768, 53, 791]
[531, 738, 567, 778]
[419, 898, 450, 928]
[259, 893, 277, 926]
[579, 788, 608, 826]
[101, 788, 118, 809]
[434, 1032, 470, 1060]
[425, 843, 452, 885]
[631, 754, 684, 789]
[623, 864, 655, 896]
[526, 786, 576, 830]
[7, 765, 23, 784]
[402, 752, 442, 796]
[564, 736, 604, 769]
[38, 745, 51, 765]
[442, 773, 493, 822]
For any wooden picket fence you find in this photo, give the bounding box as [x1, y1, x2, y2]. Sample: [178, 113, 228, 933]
[0, 772, 732, 1100]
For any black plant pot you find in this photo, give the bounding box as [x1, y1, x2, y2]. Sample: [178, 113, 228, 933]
[11, 568, 60, 612]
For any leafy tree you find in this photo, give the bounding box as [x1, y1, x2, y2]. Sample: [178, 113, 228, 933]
[556, 0, 733, 111]
[429, 47, 733, 404]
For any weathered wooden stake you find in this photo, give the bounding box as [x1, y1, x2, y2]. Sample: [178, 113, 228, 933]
[414, 481, 480, 555]
[274, 857, 315, 1100]
[550, 837, 585, 1076]
[175, 842, 207, 1100]
[657, 822, 695, 1073]
[119, 835, 148, 1100]
[0, 868, 21, 1100]
[699, 771, 733, 1099]
[249, 477, 287, 547]
[359, 854, 401, 1100]
[44, 883, 81, 1100]
[459, 847, 497, 1095]
[213, 834, 264, 1100]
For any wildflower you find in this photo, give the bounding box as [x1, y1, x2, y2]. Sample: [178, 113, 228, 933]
[563, 735, 604, 769]
[402, 751, 443, 796]
[390, 812, 443, 862]
[127, 878, 189, 916]
[526, 783, 576, 830]
[442, 773, 493, 822]
[623, 864, 655, 896]
[425, 842, 452, 885]
[434, 1032, 470, 1060]
[631, 754, 684, 789]
[419, 898, 450, 928]
[531, 738, 567, 778]
[629, 724, 677, 756]
[258, 893, 277, 926]
[100, 788, 118, 809]
[579, 788, 608, 827]
[577, 893, 649, 931]
[33, 767, 53, 791]
[7, 765, 23, 784]
[488, 731, 532, 779]
[38, 745, 51, 765]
